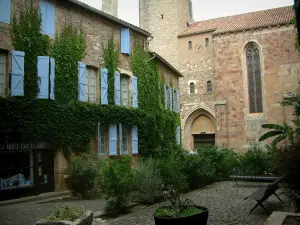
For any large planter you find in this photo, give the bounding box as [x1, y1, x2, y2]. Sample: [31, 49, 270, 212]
[153, 206, 208, 225]
[35, 210, 93, 225]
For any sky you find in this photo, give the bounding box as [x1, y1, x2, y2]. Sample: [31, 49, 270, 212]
[81, 0, 294, 26]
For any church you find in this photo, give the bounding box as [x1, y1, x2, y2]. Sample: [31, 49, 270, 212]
[138, 0, 300, 151]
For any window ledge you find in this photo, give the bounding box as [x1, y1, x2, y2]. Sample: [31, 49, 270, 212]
[214, 100, 226, 105]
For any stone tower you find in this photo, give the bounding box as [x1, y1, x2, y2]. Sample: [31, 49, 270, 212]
[139, 0, 193, 68]
[102, 0, 118, 17]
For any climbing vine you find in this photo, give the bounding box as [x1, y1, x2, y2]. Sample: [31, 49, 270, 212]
[11, 3, 51, 99]
[102, 37, 120, 104]
[51, 22, 86, 104]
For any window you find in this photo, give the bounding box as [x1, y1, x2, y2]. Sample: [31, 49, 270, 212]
[39, 0, 56, 37]
[207, 81, 212, 92]
[121, 125, 129, 154]
[0, 0, 11, 24]
[174, 90, 177, 112]
[0, 151, 34, 190]
[166, 85, 170, 108]
[99, 124, 109, 155]
[86, 67, 97, 103]
[121, 28, 131, 54]
[246, 43, 263, 113]
[0, 52, 7, 96]
[190, 82, 195, 94]
[188, 41, 192, 50]
[205, 38, 209, 47]
[121, 75, 129, 106]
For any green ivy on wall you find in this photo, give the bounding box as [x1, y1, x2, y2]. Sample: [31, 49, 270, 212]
[102, 37, 120, 105]
[51, 23, 86, 104]
[11, 4, 51, 99]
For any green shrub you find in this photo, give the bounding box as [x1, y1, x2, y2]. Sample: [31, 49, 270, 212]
[67, 153, 101, 198]
[97, 156, 135, 215]
[233, 142, 276, 175]
[44, 204, 85, 222]
[132, 158, 164, 204]
[157, 151, 188, 194]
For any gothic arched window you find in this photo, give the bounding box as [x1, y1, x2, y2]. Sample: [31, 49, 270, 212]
[246, 43, 263, 113]
[207, 81, 212, 92]
[190, 82, 195, 94]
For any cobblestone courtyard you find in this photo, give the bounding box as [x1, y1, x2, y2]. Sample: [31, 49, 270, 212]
[0, 182, 295, 225]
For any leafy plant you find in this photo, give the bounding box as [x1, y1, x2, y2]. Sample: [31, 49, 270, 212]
[97, 156, 135, 215]
[102, 37, 120, 105]
[11, 3, 51, 99]
[132, 158, 164, 204]
[52, 22, 86, 104]
[259, 122, 299, 145]
[67, 153, 101, 198]
[44, 204, 85, 222]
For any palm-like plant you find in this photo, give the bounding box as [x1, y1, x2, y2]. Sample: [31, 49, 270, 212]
[259, 122, 300, 145]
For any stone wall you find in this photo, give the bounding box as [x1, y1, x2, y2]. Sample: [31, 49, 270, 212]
[139, 0, 193, 68]
[213, 25, 300, 150]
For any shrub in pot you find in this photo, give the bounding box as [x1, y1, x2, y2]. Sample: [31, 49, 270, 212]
[154, 152, 208, 225]
[35, 204, 93, 225]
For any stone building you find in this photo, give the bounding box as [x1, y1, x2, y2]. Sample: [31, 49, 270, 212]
[0, 0, 182, 200]
[139, 1, 300, 151]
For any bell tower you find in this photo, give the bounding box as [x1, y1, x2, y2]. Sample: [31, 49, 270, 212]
[139, 0, 193, 68]
[102, 0, 118, 17]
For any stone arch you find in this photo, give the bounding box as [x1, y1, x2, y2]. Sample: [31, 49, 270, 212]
[182, 106, 216, 150]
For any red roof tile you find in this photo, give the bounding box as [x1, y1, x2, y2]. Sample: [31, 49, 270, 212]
[179, 6, 295, 37]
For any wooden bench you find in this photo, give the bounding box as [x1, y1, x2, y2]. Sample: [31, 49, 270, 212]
[230, 175, 279, 183]
[244, 175, 286, 214]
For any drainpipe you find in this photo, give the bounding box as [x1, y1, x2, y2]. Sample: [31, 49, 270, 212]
[146, 54, 156, 62]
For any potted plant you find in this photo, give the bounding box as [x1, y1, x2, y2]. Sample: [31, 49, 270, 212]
[35, 204, 93, 225]
[153, 187, 208, 225]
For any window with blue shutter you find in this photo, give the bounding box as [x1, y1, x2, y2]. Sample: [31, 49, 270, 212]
[0, 0, 11, 24]
[132, 76, 138, 108]
[132, 125, 138, 154]
[114, 71, 120, 105]
[120, 28, 131, 54]
[50, 57, 55, 100]
[11, 51, 25, 96]
[177, 91, 180, 113]
[177, 126, 181, 145]
[164, 84, 167, 110]
[39, 0, 55, 37]
[169, 87, 173, 112]
[78, 62, 86, 102]
[101, 68, 108, 105]
[109, 124, 117, 156]
[37, 56, 50, 99]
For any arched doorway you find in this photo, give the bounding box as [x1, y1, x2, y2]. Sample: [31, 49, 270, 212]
[192, 115, 215, 148]
[183, 107, 216, 150]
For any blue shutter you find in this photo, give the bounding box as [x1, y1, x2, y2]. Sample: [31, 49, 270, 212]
[78, 62, 86, 102]
[11, 51, 25, 96]
[170, 87, 173, 112]
[47, 1, 55, 36]
[121, 28, 131, 54]
[132, 76, 138, 108]
[101, 68, 108, 105]
[114, 71, 120, 105]
[0, 0, 11, 23]
[109, 124, 117, 156]
[39, 0, 55, 36]
[132, 125, 138, 154]
[177, 126, 181, 145]
[39, 0, 47, 34]
[164, 84, 167, 110]
[37, 56, 50, 99]
[177, 91, 180, 113]
[97, 122, 101, 158]
[50, 57, 55, 100]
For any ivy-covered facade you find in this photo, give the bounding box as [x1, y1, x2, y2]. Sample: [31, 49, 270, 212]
[0, 0, 182, 201]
